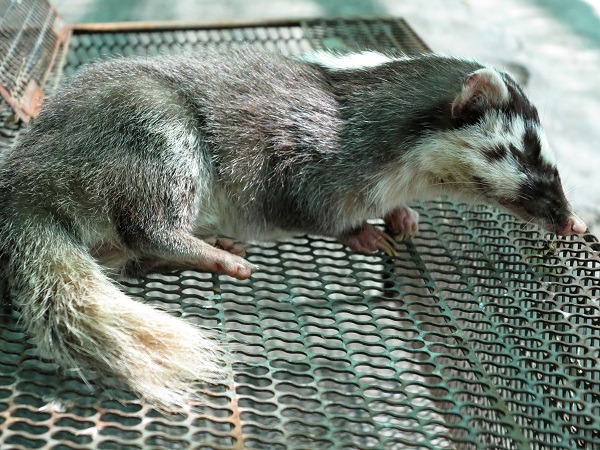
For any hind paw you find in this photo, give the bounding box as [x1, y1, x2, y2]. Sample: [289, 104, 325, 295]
[201, 250, 256, 280]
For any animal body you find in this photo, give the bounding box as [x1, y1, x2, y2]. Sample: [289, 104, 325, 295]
[0, 49, 586, 407]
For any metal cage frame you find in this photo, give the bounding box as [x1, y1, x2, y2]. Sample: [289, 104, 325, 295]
[0, 11, 598, 450]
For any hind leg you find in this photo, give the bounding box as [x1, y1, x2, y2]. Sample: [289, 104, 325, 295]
[128, 229, 254, 280]
[122, 257, 189, 278]
[108, 132, 254, 278]
[123, 236, 247, 278]
[114, 171, 255, 278]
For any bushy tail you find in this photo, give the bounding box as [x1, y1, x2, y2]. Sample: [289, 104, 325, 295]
[3, 218, 228, 407]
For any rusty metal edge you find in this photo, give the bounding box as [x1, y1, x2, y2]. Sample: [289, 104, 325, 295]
[68, 15, 415, 34]
[1, 1, 72, 123]
[393, 18, 431, 53]
[42, 16, 73, 87]
[69, 17, 310, 33]
[0, 85, 28, 123]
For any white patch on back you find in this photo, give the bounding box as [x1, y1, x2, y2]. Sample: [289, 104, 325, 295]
[300, 50, 394, 71]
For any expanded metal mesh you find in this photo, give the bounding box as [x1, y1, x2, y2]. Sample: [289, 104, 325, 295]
[0, 0, 69, 122]
[0, 17, 598, 450]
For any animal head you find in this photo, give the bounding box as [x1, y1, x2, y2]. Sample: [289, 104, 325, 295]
[421, 67, 586, 237]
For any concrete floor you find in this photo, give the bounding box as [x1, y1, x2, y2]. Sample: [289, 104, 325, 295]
[51, 0, 600, 233]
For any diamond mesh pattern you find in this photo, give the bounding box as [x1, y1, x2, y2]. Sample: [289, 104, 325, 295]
[0, 18, 598, 450]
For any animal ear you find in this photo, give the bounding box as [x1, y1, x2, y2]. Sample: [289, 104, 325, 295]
[451, 68, 509, 118]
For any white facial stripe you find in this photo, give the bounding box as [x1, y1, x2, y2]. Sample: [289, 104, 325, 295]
[475, 112, 525, 154]
[302, 50, 393, 71]
[537, 126, 557, 166]
[480, 114, 556, 168]
[484, 157, 526, 198]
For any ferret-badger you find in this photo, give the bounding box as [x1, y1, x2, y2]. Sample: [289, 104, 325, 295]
[0, 49, 586, 407]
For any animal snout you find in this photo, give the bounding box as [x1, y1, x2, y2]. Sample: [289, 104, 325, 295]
[556, 215, 587, 236]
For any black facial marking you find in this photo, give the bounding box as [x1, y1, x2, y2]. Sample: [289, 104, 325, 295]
[522, 127, 542, 163]
[516, 177, 570, 229]
[485, 144, 508, 163]
[508, 143, 521, 159]
[451, 106, 486, 129]
[404, 101, 455, 135]
[450, 71, 537, 130]
[500, 74, 540, 123]
[472, 175, 494, 196]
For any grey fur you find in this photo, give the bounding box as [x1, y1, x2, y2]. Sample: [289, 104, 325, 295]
[0, 48, 583, 406]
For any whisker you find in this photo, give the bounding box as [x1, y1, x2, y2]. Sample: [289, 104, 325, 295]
[430, 181, 484, 187]
[462, 192, 488, 217]
[566, 186, 586, 196]
[518, 216, 536, 233]
[544, 211, 556, 237]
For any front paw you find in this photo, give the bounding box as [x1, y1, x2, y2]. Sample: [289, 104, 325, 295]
[384, 206, 419, 239]
[339, 223, 398, 256]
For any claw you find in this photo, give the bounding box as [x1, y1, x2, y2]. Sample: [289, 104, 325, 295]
[339, 223, 398, 256]
[384, 206, 420, 240]
[372, 227, 398, 256]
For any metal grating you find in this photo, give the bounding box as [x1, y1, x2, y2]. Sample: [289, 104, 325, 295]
[0, 17, 598, 450]
[0, 0, 70, 122]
